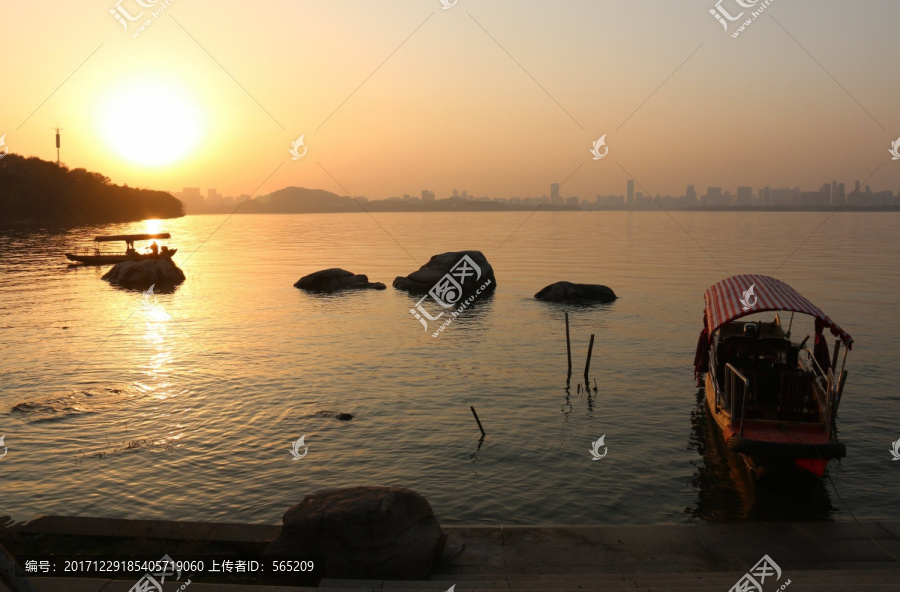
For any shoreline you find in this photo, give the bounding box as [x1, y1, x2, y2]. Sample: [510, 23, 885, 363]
[3, 515, 900, 590]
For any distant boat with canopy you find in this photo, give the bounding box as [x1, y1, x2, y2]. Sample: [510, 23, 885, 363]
[694, 274, 852, 488]
[65, 233, 177, 265]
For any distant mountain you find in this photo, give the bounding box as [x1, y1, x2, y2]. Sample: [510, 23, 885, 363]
[0, 154, 184, 225]
[241, 187, 579, 214]
[243, 187, 356, 213]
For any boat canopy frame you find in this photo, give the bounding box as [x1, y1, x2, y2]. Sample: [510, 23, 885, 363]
[94, 233, 171, 243]
[703, 274, 853, 349]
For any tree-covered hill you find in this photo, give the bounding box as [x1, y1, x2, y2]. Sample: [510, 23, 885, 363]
[0, 154, 184, 225]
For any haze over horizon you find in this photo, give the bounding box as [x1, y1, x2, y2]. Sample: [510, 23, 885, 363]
[3, 0, 899, 201]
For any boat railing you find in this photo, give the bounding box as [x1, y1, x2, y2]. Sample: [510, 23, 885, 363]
[802, 347, 832, 388]
[709, 356, 718, 401]
[70, 246, 103, 255]
[725, 363, 750, 436]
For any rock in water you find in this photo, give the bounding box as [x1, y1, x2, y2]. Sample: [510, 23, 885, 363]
[263, 486, 446, 579]
[535, 281, 617, 303]
[294, 268, 386, 292]
[393, 251, 496, 298]
[101, 258, 186, 288]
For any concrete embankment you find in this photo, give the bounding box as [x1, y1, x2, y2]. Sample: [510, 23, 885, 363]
[2, 516, 900, 591]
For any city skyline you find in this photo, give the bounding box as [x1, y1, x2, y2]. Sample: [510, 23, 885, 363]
[175, 176, 900, 213]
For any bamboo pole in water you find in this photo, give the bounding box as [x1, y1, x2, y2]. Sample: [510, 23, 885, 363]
[584, 334, 595, 380]
[565, 313, 572, 377]
[470, 406, 486, 437]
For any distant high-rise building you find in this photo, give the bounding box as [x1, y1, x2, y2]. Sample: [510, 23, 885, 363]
[626, 179, 635, 204]
[179, 187, 204, 212]
[550, 183, 560, 199]
[462, 190, 468, 200]
[421, 190, 435, 201]
[683, 184, 697, 207]
[452, 189, 459, 198]
[207, 188, 223, 207]
[835, 183, 845, 206]
[704, 187, 724, 207]
[736, 186, 752, 206]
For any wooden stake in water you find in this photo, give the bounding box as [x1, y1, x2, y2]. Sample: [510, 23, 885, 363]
[565, 313, 572, 377]
[470, 406, 486, 438]
[584, 333, 595, 380]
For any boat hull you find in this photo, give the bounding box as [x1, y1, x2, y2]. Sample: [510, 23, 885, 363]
[65, 250, 177, 265]
[704, 373, 838, 489]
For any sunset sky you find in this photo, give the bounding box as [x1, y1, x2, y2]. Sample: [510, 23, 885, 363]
[2, 0, 899, 200]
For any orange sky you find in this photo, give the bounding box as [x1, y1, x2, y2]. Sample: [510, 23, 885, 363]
[2, 0, 899, 200]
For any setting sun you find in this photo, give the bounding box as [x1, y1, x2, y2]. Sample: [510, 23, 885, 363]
[95, 74, 205, 167]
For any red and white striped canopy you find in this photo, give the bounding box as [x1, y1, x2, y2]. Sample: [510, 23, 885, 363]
[704, 274, 853, 349]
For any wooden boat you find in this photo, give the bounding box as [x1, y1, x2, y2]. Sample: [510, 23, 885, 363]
[695, 275, 853, 488]
[65, 233, 177, 265]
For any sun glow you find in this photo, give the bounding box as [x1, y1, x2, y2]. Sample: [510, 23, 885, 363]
[143, 218, 163, 234]
[95, 75, 205, 167]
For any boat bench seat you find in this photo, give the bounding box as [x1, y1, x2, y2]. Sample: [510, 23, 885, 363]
[777, 371, 817, 421]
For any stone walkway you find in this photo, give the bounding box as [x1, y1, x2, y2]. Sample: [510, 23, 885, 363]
[2, 517, 900, 591]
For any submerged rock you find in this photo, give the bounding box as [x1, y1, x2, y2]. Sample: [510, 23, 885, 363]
[535, 281, 617, 303]
[393, 250, 496, 298]
[294, 268, 385, 292]
[101, 258, 185, 288]
[314, 410, 354, 421]
[263, 486, 446, 579]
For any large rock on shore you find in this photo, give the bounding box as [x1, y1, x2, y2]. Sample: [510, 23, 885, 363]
[263, 486, 446, 579]
[101, 258, 185, 288]
[535, 281, 617, 303]
[393, 251, 496, 300]
[294, 268, 385, 292]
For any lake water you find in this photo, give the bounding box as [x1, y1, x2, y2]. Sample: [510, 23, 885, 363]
[1, 211, 898, 526]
